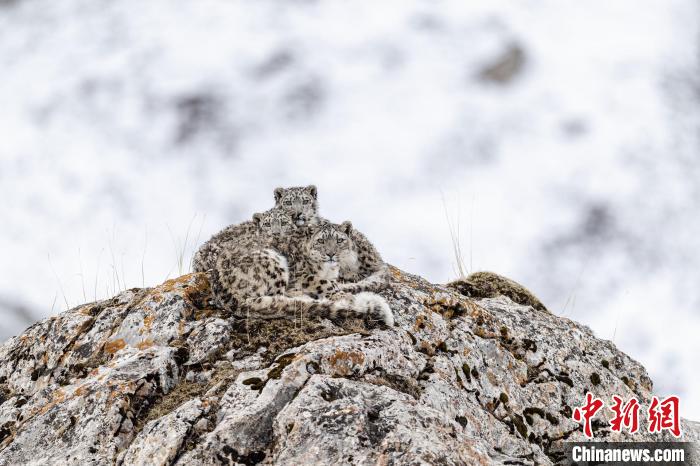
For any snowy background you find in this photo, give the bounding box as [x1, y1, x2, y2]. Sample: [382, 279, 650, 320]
[1, 0, 699, 419]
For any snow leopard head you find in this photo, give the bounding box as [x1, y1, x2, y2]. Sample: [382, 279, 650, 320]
[253, 208, 296, 236]
[305, 221, 356, 268]
[273, 185, 318, 226]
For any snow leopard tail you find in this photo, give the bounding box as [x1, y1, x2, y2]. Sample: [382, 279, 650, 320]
[240, 292, 394, 326]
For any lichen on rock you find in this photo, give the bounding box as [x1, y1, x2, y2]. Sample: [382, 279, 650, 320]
[0, 268, 697, 465]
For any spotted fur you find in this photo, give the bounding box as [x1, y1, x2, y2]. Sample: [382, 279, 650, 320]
[239, 291, 393, 326]
[192, 208, 296, 274]
[274, 185, 319, 227]
[207, 208, 294, 312]
[205, 209, 392, 325]
[288, 222, 394, 325]
[192, 221, 257, 274]
[273, 186, 388, 292]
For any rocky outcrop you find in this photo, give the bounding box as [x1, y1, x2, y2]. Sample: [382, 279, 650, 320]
[0, 268, 697, 465]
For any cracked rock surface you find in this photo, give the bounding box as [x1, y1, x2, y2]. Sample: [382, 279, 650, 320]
[0, 268, 697, 465]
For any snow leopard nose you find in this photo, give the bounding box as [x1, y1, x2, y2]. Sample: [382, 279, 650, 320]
[292, 213, 306, 226]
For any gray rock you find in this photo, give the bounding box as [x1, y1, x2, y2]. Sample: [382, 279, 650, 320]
[0, 268, 695, 465]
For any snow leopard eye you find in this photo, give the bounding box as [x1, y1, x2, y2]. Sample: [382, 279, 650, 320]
[316, 238, 324, 244]
[284, 201, 292, 206]
[336, 238, 343, 244]
[302, 199, 309, 205]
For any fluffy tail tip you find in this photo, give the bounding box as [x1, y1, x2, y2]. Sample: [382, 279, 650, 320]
[354, 292, 394, 327]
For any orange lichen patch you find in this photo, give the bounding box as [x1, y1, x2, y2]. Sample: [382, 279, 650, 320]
[413, 314, 423, 331]
[104, 339, 127, 354]
[136, 339, 154, 350]
[328, 350, 366, 376]
[486, 370, 499, 386]
[420, 341, 435, 356]
[105, 381, 137, 403]
[413, 313, 435, 332]
[194, 308, 216, 320]
[159, 275, 193, 292]
[141, 314, 155, 334]
[74, 385, 88, 397]
[424, 292, 476, 319]
[159, 273, 209, 295]
[472, 326, 498, 339]
[37, 389, 67, 415]
[468, 305, 499, 336]
[468, 302, 489, 320]
[53, 389, 66, 403]
[78, 305, 94, 316]
[152, 273, 211, 311]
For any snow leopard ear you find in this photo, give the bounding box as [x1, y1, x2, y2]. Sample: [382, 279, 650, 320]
[306, 185, 317, 199]
[340, 221, 352, 235]
[253, 213, 263, 225]
[274, 187, 284, 203]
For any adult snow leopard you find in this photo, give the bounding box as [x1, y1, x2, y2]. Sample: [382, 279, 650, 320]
[274, 185, 389, 292]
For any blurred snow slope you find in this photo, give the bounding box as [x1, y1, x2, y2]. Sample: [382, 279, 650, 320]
[0, 0, 698, 418]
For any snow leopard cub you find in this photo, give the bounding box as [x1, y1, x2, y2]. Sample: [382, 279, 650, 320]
[274, 185, 389, 292]
[191, 211, 267, 274]
[209, 208, 295, 313]
[289, 221, 394, 326]
[273, 185, 320, 227]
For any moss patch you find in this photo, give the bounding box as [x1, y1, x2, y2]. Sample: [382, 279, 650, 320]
[511, 413, 528, 438]
[135, 363, 240, 435]
[0, 384, 11, 405]
[139, 380, 207, 428]
[228, 315, 369, 365]
[242, 377, 265, 391]
[462, 363, 472, 383]
[365, 373, 422, 400]
[267, 353, 297, 380]
[449, 271, 548, 313]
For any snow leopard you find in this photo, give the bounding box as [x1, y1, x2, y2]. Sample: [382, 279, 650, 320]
[287, 221, 394, 326]
[192, 220, 256, 274]
[209, 209, 394, 326]
[208, 208, 294, 309]
[273, 185, 389, 292]
[273, 185, 319, 227]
